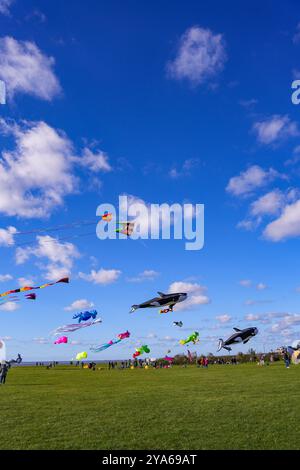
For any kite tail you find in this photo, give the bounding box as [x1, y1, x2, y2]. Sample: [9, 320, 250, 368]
[130, 305, 139, 313]
[179, 340, 186, 345]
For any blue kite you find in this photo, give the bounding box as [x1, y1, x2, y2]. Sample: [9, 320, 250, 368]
[73, 310, 98, 323]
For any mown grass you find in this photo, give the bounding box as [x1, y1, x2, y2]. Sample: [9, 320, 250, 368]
[0, 363, 299, 450]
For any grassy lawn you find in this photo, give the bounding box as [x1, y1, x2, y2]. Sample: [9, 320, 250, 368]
[0, 363, 298, 450]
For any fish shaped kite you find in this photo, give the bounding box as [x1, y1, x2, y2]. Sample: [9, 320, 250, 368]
[217, 327, 258, 352]
[76, 351, 87, 361]
[0, 277, 69, 299]
[54, 336, 68, 345]
[130, 291, 187, 313]
[133, 345, 150, 359]
[90, 331, 130, 353]
[173, 321, 183, 327]
[179, 331, 199, 345]
[73, 310, 97, 323]
[52, 318, 102, 335]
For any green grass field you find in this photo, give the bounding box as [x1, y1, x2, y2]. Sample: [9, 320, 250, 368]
[0, 363, 299, 450]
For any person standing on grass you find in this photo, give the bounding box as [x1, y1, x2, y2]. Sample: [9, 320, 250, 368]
[0, 362, 9, 385]
[283, 349, 291, 369]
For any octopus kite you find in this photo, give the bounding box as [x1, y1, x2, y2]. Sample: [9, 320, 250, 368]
[52, 318, 102, 335]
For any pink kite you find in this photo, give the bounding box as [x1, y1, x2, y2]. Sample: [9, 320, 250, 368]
[54, 336, 68, 345]
[117, 330, 130, 340]
[164, 355, 174, 363]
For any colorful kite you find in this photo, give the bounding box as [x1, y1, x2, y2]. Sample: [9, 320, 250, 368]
[76, 351, 87, 361]
[133, 345, 150, 359]
[52, 318, 102, 335]
[90, 331, 130, 353]
[116, 222, 135, 236]
[100, 211, 113, 222]
[73, 310, 97, 323]
[0, 277, 69, 299]
[54, 336, 68, 345]
[179, 331, 199, 345]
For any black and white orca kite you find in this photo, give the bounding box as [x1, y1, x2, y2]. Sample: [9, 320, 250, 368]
[217, 327, 258, 352]
[130, 291, 187, 313]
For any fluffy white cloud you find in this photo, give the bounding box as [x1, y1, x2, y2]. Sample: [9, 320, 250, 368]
[245, 314, 260, 321]
[226, 165, 280, 197]
[79, 268, 121, 285]
[253, 115, 299, 145]
[16, 235, 79, 281]
[256, 283, 267, 290]
[167, 26, 227, 85]
[126, 270, 160, 283]
[73, 148, 112, 173]
[0, 0, 14, 15]
[239, 280, 252, 287]
[0, 36, 61, 100]
[250, 190, 285, 217]
[216, 314, 231, 323]
[263, 199, 300, 241]
[64, 299, 94, 311]
[168, 281, 210, 310]
[0, 273, 13, 282]
[0, 119, 77, 218]
[0, 301, 19, 311]
[18, 277, 34, 287]
[169, 159, 200, 179]
[0, 226, 17, 246]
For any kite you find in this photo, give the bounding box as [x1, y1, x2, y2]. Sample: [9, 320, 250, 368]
[73, 310, 98, 323]
[164, 356, 174, 363]
[133, 345, 150, 359]
[292, 350, 300, 365]
[90, 331, 130, 353]
[54, 336, 68, 345]
[173, 321, 183, 327]
[217, 327, 258, 352]
[8, 354, 22, 365]
[130, 291, 187, 313]
[116, 222, 135, 236]
[76, 351, 87, 361]
[100, 211, 113, 222]
[0, 277, 69, 299]
[187, 350, 196, 363]
[52, 318, 102, 335]
[0, 292, 36, 307]
[159, 308, 173, 314]
[291, 339, 300, 350]
[179, 331, 199, 345]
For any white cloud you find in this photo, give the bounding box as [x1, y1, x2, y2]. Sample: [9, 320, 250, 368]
[0, 226, 17, 246]
[16, 235, 79, 281]
[64, 299, 94, 311]
[79, 268, 121, 285]
[18, 277, 34, 287]
[226, 165, 281, 197]
[126, 270, 160, 283]
[0, 274, 13, 282]
[256, 283, 267, 290]
[250, 190, 285, 217]
[168, 159, 200, 179]
[253, 115, 299, 145]
[216, 314, 231, 323]
[0, 301, 19, 311]
[263, 199, 300, 242]
[0, 119, 77, 218]
[0, 0, 14, 16]
[168, 281, 210, 310]
[245, 314, 260, 321]
[239, 279, 252, 287]
[167, 26, 227, 86]
[0, 36, 61, 100]
[74, 148, 112, 173]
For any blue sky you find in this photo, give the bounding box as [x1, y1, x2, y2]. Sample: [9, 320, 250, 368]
[0, 0, 300, 361]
